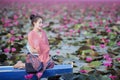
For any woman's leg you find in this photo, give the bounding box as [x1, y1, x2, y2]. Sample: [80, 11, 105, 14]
[13, 61, 25, 69]
[36, 63, 47, 80]
[36, 59, 54, 80]
[46, 59, 54, 69]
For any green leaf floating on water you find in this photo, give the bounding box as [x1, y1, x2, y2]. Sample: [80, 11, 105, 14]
[89, 61, 102, 68]
[81, 66, 93, 72]
[108, 41, 115, 46]
[109, 33, 117, 40]
[101, 75, 111, 80]
[74, 24, 82, 30]
[82, 49, 92, 54]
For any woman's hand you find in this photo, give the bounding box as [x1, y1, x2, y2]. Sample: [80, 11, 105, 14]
[29, 46, 38, 54]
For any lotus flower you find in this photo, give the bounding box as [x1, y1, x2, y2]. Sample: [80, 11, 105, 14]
[106, 28, 111, 33]
[77, 30, 80, 33]
[3, 23, 11, 27]
[90, 45, 95, 49]
[116, 57, 120, 62]
[24, 74, 34, 79]
[103, 61, 112, 67]
[103, 54, 112, 61]
[86, 57, 92, 62]
[105, 26, 109, 30]
[69, 29, 74, 33]
[4, 48, 10, 53]
[100, 44, 106, 48]
[10, 30, 14, 34]
[10, 36, 16, 42]
[13, 15, 18, 20]
[101, 38, 109, 43]
[89, 22, 94, 29]
[80, 70, 88, 73]
[63, 25, 68, 29]
[13, 20, 19, 26]
[103, 54, 110, 59]
[109, 75, 117, 80]
[36, 72, 43, 79]
[106, 57, 112, 61]
[17, 36, 23, 40]
[1, 17, 5, 23]
[117, 41, 120, 46]
[4, 19, 11, 23]
[56, 50, 60, 54]
[11, 48, 16, 52]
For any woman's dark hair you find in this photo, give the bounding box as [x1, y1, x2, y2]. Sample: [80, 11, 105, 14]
[30, 14, 43, 26]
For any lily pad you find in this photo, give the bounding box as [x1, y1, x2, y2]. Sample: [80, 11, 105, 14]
[89, 61, 102, 68]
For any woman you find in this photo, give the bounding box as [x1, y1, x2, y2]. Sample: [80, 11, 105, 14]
[27, 14, 54, 79]
[14, 14, 54, 79]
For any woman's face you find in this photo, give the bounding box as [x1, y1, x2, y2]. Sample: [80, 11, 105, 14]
[34, 18, 43, 30]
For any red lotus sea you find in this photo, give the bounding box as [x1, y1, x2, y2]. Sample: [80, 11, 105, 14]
[0, 0, 120, 80]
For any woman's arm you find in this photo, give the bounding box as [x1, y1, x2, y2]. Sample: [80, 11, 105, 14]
[26, 42, 38, 54]
[29, 45, 38, 53]
[28, 32, 41, 54]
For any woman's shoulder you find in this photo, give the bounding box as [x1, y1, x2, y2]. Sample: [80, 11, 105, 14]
[42, 29, 47, 34]
[28, 30, 34, 36]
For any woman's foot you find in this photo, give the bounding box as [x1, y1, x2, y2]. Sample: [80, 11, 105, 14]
[25, 74, 34, 79]
[13, 61, 25, 69]
[36, 72, 43, 80]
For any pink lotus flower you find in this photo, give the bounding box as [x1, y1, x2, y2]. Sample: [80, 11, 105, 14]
[10, 36, 16, 42]
[89, 22, 94, 29]
[4, 48, 10, 53]
[106, 57, 112, 61]
[36, 72, 43, 79]
[99, 21, 103, 25]
[17, 36, 23, 40]
[109, 75, 117, 80]
[105, 26, 109, 30]
[10, 30, 14, 34]
[106, 28, 111, 33]
[2, 18, 12, 27]
[70, 17, 78, 23]
[68, 33, 72, 37]
[9, 23, 14, 26]
[3, 23, 11, 27]
[103, 54, 110, 59]
[103, 61, 112, 67]
[103, 54, 112, 62]
[63, 25, 68, 29]
[4, 19, 11, 23]
[13, 20, 19, 26]
[101, 38, 109, 43]
[80, 70, 88, 73]
[64, 32, 69, 37]
[69, 29, 74, 33]
[11, 48, 16, 52]
[90, 45, 95, 49]
[77, 30, 80, 33]
[117, 41, 120, 46]
[105, 39, 109, 43]
[100, 44, 106, 48]
[1, 17, 5, 23]
[24, 74, 34, 79]
[86, 57, 92, 62]
[56, 50, 60, 54]
[13, 15, 18, 20]
[89, 25, 94, 29]
[116, 57, 120, 61]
